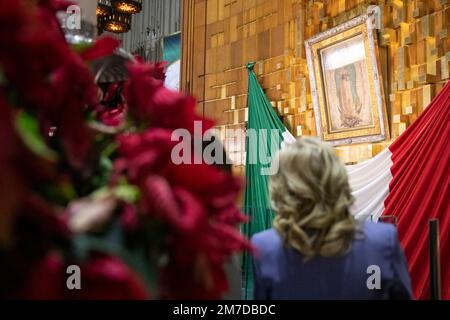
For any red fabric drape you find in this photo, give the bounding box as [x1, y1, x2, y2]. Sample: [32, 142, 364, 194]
[384, 81, 450, 299]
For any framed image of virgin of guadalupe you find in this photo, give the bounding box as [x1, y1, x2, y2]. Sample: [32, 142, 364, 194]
[305, 12, 390, 145]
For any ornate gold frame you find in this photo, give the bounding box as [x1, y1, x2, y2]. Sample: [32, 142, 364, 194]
[305, 12, 390, 145]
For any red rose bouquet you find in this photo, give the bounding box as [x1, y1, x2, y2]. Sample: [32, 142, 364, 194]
[0, 0, 249, 299]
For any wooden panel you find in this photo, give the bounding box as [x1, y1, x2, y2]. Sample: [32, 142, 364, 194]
[181, 0, 450, 167]
[258, 30, 270, 60]
[270, 24, 284, 56]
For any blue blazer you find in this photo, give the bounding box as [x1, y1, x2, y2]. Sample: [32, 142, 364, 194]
[251, 222, 412, 299]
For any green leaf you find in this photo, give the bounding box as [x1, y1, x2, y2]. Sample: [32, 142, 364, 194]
[14, 111, 58, 161]
[90, 186, 110, 199]
[87, 185, 139, 204]
[100, 155, 113, 172]
[70, 41, 94, 54]
[101, 141, 118, 159]
[114, 184, 140, 203]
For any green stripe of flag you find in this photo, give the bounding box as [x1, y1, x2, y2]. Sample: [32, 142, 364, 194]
[241, 62, 295, 299]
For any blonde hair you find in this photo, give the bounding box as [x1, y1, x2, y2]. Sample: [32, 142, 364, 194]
[270, 137, 356, 259]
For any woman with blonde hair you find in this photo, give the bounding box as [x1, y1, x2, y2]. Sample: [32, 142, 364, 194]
[251, 137, 412, 299]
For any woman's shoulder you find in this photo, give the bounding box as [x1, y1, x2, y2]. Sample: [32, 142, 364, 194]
[358, 221, 399, 250]
[251, 228, 283, 253]
[250, 222, 400, 256]
[362, 221, 397, 236]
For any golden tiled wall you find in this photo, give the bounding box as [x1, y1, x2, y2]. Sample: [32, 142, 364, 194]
[181, 0, 450, 172]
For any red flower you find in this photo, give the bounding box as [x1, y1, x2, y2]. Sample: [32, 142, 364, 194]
[216, 206, 249, 225]
[115, 129, 178, 185]
[19, 252, 66, 299]
[114, 126, 250, 298]
[123, 61, 214, 133]
[115, 62, 251, 295]
[120, 203, 139, 232]
[132, 58, 168, 81]
[160, 222, 250, 299]
[167, 162, 242, 207]
[79, 37, 121, 62]
[95, 83, 127, 127]
[68, 254, 150, 300]
[99, 105, 126, 127]
[123, 62, 164, 119]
